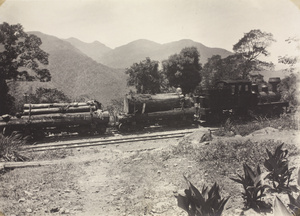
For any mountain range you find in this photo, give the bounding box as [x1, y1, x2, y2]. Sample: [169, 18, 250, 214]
[10, 32, 233, 107]
[65, 38, 232, 69]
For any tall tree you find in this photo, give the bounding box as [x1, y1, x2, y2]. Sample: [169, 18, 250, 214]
[278, 37, 300, 73]
[125, 57, 162, 94]
[201, 29, 276, 88]
[277, 37, 300, 107]
[233, 29, 275, 78]
[162, 47, 201, 94]
[0, 22, 51, 114]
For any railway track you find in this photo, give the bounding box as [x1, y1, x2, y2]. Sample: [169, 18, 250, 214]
[22, 128, 199, 152]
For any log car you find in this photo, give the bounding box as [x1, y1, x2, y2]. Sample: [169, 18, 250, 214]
[196, 77, 289, 123]
[0, 101, 110, 139]
[116, 93, 195, 132]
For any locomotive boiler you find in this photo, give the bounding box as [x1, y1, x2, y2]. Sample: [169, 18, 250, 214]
[116, 93, 195, 131]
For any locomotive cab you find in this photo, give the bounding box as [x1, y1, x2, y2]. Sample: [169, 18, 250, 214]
[198, 80, 252, 122]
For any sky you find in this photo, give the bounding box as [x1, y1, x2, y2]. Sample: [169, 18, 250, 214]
[0, 0, 300, 64]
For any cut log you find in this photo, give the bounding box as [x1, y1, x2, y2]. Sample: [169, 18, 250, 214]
[124, 93, 188, 114]
[23, 101, 99, 109]
[23, 106, 97, 115]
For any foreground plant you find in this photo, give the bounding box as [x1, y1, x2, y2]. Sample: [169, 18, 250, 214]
[264, 143, 295, 190]
[274, 169, 300, 216]
[176, 176, 229, 216]
[0, 132, 28, 162]
[230, 163, 271, 210]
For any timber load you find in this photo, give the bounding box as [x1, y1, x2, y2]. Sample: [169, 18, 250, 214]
[123, 93, 190, 114]
[23, 101, 101, 115]
[0, 100, 109, 138]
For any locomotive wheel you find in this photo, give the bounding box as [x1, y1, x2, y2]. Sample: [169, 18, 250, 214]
[97, 126, 107, 135]
[2, 126, 13, 136]
[118, 123, 130, 133]
[78, 127, 91, 136]
[31, 130, 45, 140]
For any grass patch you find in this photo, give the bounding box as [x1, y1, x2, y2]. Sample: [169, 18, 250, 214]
[215, 114, 298, 137]
[0, 133, 28, 162]
[173, 139, 299, 175]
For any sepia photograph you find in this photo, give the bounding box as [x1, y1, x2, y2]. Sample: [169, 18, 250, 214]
[0, 0, 300, 215]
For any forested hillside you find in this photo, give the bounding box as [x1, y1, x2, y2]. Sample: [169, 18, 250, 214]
[10, 32, 127, 106]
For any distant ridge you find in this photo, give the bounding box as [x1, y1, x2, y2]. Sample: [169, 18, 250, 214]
[64, 37, 112, 63]
[98, 39, 232, 68]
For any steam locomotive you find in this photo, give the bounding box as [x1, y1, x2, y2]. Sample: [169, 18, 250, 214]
[195, 77, 289, 123]
[0, 77, 289, 138]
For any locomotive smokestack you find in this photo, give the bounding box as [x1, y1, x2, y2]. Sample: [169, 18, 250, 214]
[268, 77, 281, 92]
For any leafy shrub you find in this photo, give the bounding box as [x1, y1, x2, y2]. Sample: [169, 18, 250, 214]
[213, 118, 236, 136]
[27, 87, 71, 104]
[274, 169, 300, 216]
[264, 143, 295, 190]
[176, 176, 229, 216]
[287, 192, 300, 216]
[279, 73, 298, 107]
[230, 163, 271, 210]
[0, 133, 28, 162]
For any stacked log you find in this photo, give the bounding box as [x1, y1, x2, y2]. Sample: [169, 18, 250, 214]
[124, 93, 186, 114]
[23, 106, 97, 115]
[0, 101, 108, 130]
[23, 101, 100, 115]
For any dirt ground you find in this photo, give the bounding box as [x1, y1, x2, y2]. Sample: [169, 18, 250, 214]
[0, 127, 299, 216]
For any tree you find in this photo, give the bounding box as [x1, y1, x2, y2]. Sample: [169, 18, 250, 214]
[162, 47, 201, 94]
[278, 37, 300, 73]
[125, 57, 162, 94]
[201, 54, 249, 88]
[233, 29, 276, 79]
[0, 22, 51, 114]
[277, 37, 300, 107]
[200, 30, 276, 88]
[279, 74, 298, 107]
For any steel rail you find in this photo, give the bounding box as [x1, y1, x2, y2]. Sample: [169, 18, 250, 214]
[22, 129, 198, 152]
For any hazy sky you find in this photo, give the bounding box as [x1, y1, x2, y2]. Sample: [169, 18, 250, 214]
[0, 0, 300, 60]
